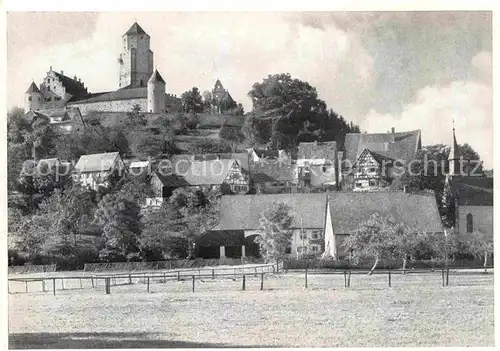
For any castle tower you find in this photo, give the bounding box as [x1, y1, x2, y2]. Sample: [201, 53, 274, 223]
[118, 22, 154, 89]
[147, 69, 166, 113]
[24, 81, 42, 112]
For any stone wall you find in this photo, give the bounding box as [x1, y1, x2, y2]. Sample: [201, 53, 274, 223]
[68, 98, 147, 115]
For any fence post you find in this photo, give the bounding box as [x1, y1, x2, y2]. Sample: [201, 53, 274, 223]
[192, 275, 195, 292]
[242, 275, 246, 290]
[344, 271, 347, 288]
[79, 278, 82, 289]
[348, 270, 351, 288]
[441, 268, 445, 286]
[255, 268, 257, 277]
[105, 278, 110, 294]
[53, 278, 56, 296]
[446, 268, 450, 286]
[42, 279, 45, 292]
[25, 281, 28, 293]
[163, 272, 166, 283]
[147, 277, 150, 293]
[305, 267, 308, 289]
[129, 274, 132, 285]
[276, 262, 279, 274]
[260, 273, 264, 291]
[91, 277, 94, 288]
[212, 269, 215, 279]
[177, 271, 180, 281]
[61, 278, 65, 290]
[388, 269, 392, 287]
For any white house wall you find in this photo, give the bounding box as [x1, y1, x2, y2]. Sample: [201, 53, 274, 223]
[457, 205, 494, 243]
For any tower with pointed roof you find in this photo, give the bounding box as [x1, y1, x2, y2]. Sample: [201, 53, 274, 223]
[147, 69, 166, 113]
[24, 81, 42, 112]
[448, 120, 469, 177]
[118, 22, 154, 89]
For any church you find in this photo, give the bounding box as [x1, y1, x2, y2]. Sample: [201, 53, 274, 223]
[23, 22, 182, 129]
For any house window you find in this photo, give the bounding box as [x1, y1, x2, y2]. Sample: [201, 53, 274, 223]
[300, 232, 307, 240]
[355, 182, 362, 187]
[311, 230, 321, 239]
[322, 166, 327, 172]
[28, 96, 32, 101]
[466, 213, 473, 233]
[311, 246, 319, 252]
[140, 80, 144, 86]
[369, 179, 377, 186]
[48, 86, 50, 91]
[285, 247, 292, 254]
[370, 168, 376, 172]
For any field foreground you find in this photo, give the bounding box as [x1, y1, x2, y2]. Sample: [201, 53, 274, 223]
[9, 271, 494, 348]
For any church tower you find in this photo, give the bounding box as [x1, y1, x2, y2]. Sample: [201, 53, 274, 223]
[24, 81, 42, 112]
[118, 22, 154, 89]
[448, 120, 468, 177]
[147, 69, 166, 113]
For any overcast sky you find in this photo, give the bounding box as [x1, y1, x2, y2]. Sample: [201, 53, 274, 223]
[7, 11, 492, 168]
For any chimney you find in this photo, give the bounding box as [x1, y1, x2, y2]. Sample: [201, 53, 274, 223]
[391, 127, 395, 143]
[403, 185, 408, 193]
[74, 75, 77, 81]
[49, 66, 52, 72]
[60, 70, 64, 76]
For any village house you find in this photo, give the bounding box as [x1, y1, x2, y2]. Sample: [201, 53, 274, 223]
[73, 152, 126, 191]
[147, 153, 250, 205]
[205, 193, 327, 259]
[23, 106, 86, 134]
[296, 141, 338, 190]
[246, 148, 290, 164]
[250, 161, 298, 194]
[322, 191, 443, 260]
[341, 128, 422, 190]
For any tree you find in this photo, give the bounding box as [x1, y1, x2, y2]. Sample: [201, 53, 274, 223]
[247, 73, 359, 149]
[219, 121, 245, 144]
[449, 229, 493, 272]
[460, 143, 483, 176]
[93, 193, 142, 261]
[181, 87, 204, 113]
[42, 185, 97, 246]
[123, 104, 147, 128]
[254, 202, 294, 262]
[441, 177, 456, 229]
[7, 107, 31, 144]
[345, 213, 403, 274]
[202, 90, 214, 113]
[139, 202, 188, 260]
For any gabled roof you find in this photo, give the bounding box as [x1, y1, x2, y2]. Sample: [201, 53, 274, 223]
[53, 71, 88, 100]
[213, 79, 224, 91]
[326, 191, 443, 234]
[344, 130, 421, 165]
[125, 22, 147, 36]
[298, 141, 337, 160]
[25, 82, 41, 94]
[74, 152, 120, 173]
[218, 193, 327, 230]
[154, 155, 244, 187]
[250, 161, 297, 183]
[193, 153, 250, 172]
[450, 176, 493, 206]
[69, 87, 147, 104]
[148, 70, 166, 84]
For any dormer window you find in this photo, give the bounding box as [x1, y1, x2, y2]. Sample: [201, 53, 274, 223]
[48, 79, 51, 83]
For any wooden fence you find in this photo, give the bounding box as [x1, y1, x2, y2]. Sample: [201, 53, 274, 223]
[83, 258, 263, 272]
[8, 262, 282, 295]
[8, 264, 57, 275]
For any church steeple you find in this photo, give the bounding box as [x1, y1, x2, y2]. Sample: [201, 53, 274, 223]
[448, 119, 466, 177]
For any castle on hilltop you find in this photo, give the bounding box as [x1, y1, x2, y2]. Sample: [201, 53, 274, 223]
[24, 22, 182, 122]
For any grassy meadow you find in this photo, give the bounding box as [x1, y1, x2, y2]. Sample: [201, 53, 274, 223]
[8, 270, 494, 348]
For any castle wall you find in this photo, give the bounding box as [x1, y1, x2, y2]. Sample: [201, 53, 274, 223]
[68, 98, 147, 115]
